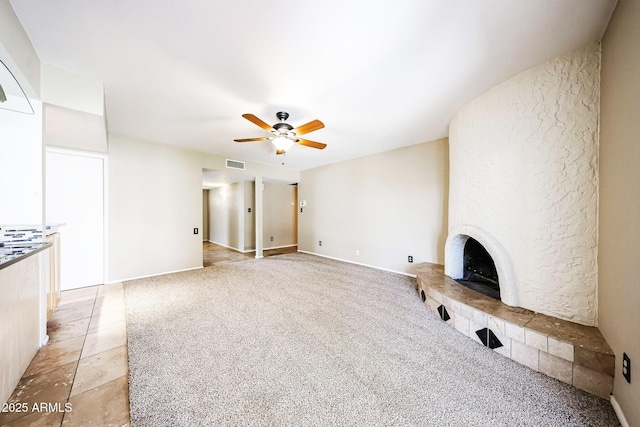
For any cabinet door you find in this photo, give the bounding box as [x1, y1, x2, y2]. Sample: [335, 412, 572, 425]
[46, 233, 61, 319]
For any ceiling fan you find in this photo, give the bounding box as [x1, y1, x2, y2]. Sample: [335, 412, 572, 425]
[234, 112, 327, 155]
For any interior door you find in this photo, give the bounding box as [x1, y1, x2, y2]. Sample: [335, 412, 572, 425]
[46, 149, 105, 290]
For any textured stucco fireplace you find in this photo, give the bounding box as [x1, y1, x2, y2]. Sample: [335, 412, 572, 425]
[417, 42, 613, 400]
[446, 43, 601, 327]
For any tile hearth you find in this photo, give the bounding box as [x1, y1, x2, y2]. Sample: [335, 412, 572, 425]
[416, 263, 614, 399]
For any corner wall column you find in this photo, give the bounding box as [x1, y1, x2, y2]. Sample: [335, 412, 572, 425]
[255, 175, 263, 259]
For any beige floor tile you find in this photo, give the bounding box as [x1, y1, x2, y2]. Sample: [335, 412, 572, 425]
[88, 311, 127, 334]
[47, 317, 91, 344]
[63, 376, 130, 427]
[24, 336, 85, 377]
[0, 362, 76, 424]
[81, 324, 127, 359]
[92, 296, 126, 317]
[97, 283, 124, 295]
[71, 346, 128, 397]
[47, 304, 95, 326]
[1, 406, 65, 427]
[57, 287, 98, 307]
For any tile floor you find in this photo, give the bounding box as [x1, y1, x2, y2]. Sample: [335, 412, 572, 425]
[1, 243, 297, 426]
[0, 283, 129, 427]
[203, 241, 298, 267]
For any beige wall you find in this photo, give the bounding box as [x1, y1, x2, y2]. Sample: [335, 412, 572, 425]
[599, 0, 640, 423]
[202, 190, 209, 241]
[108, 134, 299, 281]
[207, 181, 297, 252]
[263, 182, 297, 249]
[244, 182, 255, 251]
[299, 138, 448, 275]
[208, 182, 245, 250]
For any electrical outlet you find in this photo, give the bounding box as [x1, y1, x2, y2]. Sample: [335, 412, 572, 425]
[193, 228, 199, 235]
[300, 207, 303, 213]
[270, 236, 274, 242]
[408, 255, 413, 263]
[319, 240, 322, 246]
[623, 353, 631, 383]
[248, 208, 251, 213]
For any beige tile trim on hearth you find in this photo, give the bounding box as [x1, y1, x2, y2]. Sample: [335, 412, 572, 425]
[416, 263, 614, 399]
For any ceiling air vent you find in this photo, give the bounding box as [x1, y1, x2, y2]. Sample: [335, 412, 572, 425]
[226, 159, 245, 170]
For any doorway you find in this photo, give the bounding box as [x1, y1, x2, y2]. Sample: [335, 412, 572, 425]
[201, 169, 298, 266]
[46, 148, 106, 290]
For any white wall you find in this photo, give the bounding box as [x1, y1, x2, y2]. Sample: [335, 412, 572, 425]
[0, 0, 40, 98]
[299, 138, 449, 275]
[0, 99, 43, 225]
[41, 64, 104, 116]
[44, 104, 107, 153]
[448, 44, 600, 326]
[108, 136, 203, 281]
[599, 0, 640, 423]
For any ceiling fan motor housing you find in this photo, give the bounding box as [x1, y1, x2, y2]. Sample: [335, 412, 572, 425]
[273, 122, 293, 133]
[276, 111, 289, 121]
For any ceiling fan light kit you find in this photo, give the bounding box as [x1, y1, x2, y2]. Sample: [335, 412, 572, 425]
[272, 135, 295, 152]
[234, 111, 327, 155]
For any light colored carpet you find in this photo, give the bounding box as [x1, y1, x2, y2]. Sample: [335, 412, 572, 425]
[124, 253, 619, 426]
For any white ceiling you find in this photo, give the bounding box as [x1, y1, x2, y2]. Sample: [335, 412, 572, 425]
[11, 0, 617, 171]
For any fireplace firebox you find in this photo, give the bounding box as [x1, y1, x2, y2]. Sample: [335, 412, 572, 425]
[455, 237, 500, 300]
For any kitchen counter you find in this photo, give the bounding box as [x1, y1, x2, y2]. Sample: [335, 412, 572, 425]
[0, 242, 52, 270]
[0, 224, 63, 270]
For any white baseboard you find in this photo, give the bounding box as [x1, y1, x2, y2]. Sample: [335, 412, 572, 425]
[610, 395, 630, 427]
[207, 241, 297, 253]
[263, 244, 298, 251]
[207, 240, 250, 253]
[106, 266, 203, 284]
[297, 250, 416, 278]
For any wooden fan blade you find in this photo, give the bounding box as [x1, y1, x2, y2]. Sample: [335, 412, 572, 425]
[234, 137, 270, 142]
[276, 150, 285, 155]
[242, 114, 274, 132]
[293, 119, 324, 136]
[296, 138, 327, 150]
